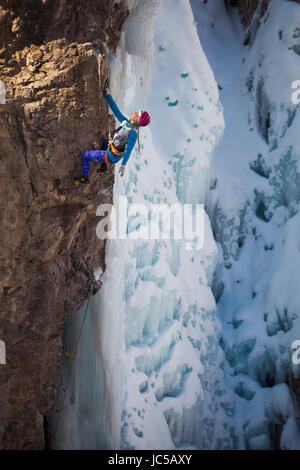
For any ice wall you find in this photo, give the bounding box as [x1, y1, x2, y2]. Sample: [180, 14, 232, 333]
[109, 0, 158, 107]
[191, 0, 300, 449]
[99, 0, 236, 450]
[49, 291, 109, 449]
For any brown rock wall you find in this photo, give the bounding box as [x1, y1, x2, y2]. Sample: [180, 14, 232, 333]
[0, 0, 128, 449]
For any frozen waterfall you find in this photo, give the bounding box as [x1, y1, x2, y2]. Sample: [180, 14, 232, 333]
[50, 0, 300, 450]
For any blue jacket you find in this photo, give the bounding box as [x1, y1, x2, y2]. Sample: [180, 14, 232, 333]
[107, 94, 138, 166]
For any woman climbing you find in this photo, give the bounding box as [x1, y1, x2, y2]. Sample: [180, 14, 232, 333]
[74, 87, 150, 184]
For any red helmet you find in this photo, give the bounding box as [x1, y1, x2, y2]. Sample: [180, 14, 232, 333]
[139, 111, 150, 127]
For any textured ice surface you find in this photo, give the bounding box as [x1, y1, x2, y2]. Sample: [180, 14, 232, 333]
[49, 294, 108, 449]
[99, 0, 235, 450]
[192, 0, 300, 449]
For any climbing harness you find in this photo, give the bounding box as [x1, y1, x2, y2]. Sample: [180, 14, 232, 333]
[109, 124, 134, 154]
[107, 123, 140, 159]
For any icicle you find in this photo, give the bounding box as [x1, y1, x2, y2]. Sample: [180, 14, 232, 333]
[109, 0, 159, 108]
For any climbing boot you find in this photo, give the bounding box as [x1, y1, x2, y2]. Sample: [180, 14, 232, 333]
[74, 176, 89, 185]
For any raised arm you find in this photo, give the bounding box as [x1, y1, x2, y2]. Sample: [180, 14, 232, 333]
[107, 94, 128, 123]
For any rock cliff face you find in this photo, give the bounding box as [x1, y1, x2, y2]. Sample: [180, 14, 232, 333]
[229, 0, 268, 27]
[231, 0, 300, 33]
[0, 0, 128, 450]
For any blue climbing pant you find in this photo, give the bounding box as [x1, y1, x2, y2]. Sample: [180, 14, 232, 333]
[82, 140, 109, 177]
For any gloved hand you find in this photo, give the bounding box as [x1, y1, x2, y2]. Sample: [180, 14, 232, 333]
[119, 165, 125, 177]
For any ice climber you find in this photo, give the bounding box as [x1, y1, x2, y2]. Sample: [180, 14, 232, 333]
[74, 87, 150, 184]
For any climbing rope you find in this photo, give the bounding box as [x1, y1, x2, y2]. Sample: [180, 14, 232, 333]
[48, 278, 93, 442]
